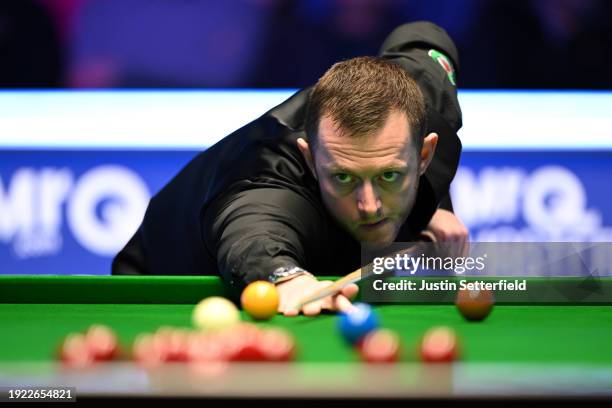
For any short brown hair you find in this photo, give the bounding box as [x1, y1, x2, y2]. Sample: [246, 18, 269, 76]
[305, 56, 426, 153]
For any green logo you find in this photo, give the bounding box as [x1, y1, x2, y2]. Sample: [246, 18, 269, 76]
[428, 49, 456, 86]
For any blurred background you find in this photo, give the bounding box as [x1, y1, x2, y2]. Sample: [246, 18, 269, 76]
[2, 0, 612, 89]
[1, 0, 611, 275]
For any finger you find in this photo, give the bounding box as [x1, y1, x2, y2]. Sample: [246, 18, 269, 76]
[340, 283, 359, 301]
[319, 294, 334, 311]
[279, 293, 296, 315]
[317, 281, 340, 310]
[302, 300, 323, 316]
[333, 295, 356, 314]
[278, 299, 287, 313]
[283, 306, 299, 317]
[281, 296, 300, 316]
[420, 230, 438, 242]
[454, 226, 469, 243]
[457, 234, 470, 257]
[307, 281, 335, 311]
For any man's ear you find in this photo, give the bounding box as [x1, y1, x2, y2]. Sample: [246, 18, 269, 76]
[418, 132, 438, 176]
[297, 137, 317, 179]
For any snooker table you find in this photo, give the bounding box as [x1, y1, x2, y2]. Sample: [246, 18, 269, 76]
[1, 275, 612, 404]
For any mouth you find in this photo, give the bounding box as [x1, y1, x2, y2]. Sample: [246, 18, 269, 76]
[359, 218, 389, 230]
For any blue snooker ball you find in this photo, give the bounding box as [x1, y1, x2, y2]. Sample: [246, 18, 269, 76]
[337, 303, 379, 345]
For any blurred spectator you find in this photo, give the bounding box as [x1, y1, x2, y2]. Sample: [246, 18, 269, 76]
[1, 0, 610, 89]
[39, 0, 84, 44]
[251, 0, 481, 88]
[0, 0, 63, 87]
[69, 0, 272, 88]
[252, 0, 409, 87]
[459, 0, 612, 89]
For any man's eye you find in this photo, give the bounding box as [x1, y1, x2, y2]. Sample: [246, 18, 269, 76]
[380, 171, 401, 183]
[334, 174, 354, 184]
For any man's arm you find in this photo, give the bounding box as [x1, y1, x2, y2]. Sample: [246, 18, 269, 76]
[203, 188, 315, 287]
[427, 193, 469, 257]
[428, 193, 469, 243]
[203, 187, 356, 315]
[438, 193, 453, 213]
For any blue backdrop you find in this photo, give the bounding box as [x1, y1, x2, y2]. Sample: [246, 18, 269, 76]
[1, 91, 611, 275]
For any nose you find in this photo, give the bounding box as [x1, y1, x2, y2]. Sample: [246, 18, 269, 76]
[357, 181, 382, 219]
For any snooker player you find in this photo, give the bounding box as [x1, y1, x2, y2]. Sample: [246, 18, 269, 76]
[112, 21, 467, 316]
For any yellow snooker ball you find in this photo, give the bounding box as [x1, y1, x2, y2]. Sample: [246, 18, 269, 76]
[192, 296, 240, 331]
[241, 281, 279, 320]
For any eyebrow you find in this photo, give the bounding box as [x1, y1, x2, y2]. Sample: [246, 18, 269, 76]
[324, 164, 410, 174]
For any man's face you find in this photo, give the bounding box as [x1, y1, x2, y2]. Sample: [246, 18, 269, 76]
[307, 111, 422, 249]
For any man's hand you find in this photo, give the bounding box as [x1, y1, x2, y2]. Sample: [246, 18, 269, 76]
[275, 274, 359, 317]
[425, 208, 470, 257]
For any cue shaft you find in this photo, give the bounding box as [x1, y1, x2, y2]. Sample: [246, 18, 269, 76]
[294, 268, 364, 310]
[294, 233, 437, 310]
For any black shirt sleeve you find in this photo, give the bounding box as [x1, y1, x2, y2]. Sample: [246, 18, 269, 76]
[202, 186, 324, 290]
[438, 193, 454, 213]
[379, 21, 462, 133]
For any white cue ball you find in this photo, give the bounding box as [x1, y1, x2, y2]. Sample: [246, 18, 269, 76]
[192, 296, 240, 331]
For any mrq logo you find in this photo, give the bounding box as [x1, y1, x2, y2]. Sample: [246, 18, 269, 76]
[452, 165, 612, 242]
[0, 165, 149, 259]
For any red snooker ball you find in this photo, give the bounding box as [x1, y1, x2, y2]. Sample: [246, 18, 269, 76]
[59, 333, 95, 368]
[222, 323, 266, 361]
[85, 324, 120, 361]
[455, 288, 494, 321]
[132, 333, 169, 367]
[358, 329, 401, 363]
[419, 326, 460, 363]
[257, 328, 296, 362]
[185, 332, 226, 363]
[165, 329, 191, 362]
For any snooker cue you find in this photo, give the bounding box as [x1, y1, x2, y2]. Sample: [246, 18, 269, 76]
[294, 231, 437, 309]
[293, 268, 365, 310]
